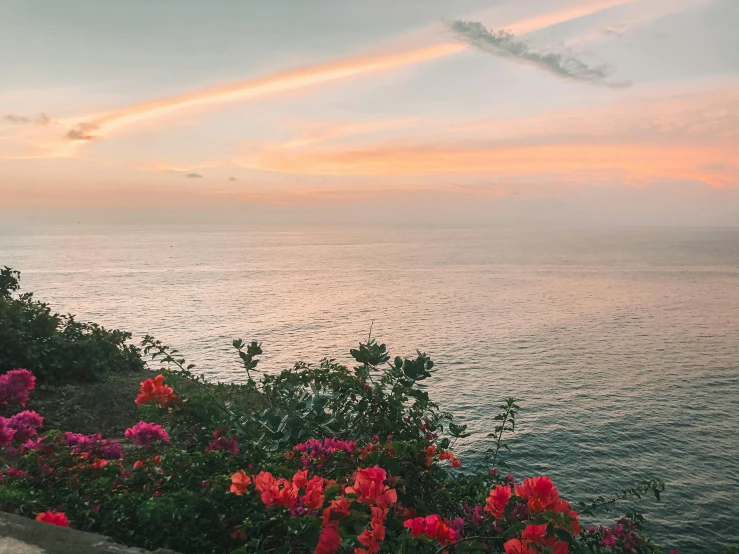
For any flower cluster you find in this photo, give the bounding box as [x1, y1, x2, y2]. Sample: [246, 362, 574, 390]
[589, 518, 649, 551]
[63, 432, 124, 460]
[403, 514, 458, 546]
[204, 428, 239, 454]
[35, 510, 70, 527]
[0, 410, 43, 446]
[0, 369, 36, 407]
[425, 444, 462, 468]
[124, 421, 170, 447]
[294, 437, 356, 466]
[134, 374, 178, 407]
[230, 468, 331, 513]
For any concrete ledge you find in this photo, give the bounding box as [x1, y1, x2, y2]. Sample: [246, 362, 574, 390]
[0, 511, 179, 554]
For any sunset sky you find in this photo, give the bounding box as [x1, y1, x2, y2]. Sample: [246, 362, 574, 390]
[1, 0, 737, 226]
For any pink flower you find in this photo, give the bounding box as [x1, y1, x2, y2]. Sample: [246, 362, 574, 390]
[100, 440, 124, 460]
[0, 369, 36, 407]
[0, 418, 15, 446]
[3, 410, 43, 443]
[124, 421, 169, 447]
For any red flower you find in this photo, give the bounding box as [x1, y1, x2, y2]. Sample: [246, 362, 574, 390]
[135, 375, 177, 407]
[315, 521, 342, 554]
[438, 451, 454, 461]
[90, 459, 108, 469]
[292, 469, 309, 490]
[424, 445, 436, 466]
[514, 476, 560, 513]
[504, 538, 537, 554]
[403, 517, 425, 536]
[302, 475, 327, 510]
[450, 458, 462, 468]
[133, 460, 144, 469]
[346, 466, 397, 508]
[230, 470, 251, 495]
[522, 523, 548, 545]
[253, 471, 298, 508]
[484, 484, 512, 519]
[553, 541, 569, 554]
[35, 511, 70, 527]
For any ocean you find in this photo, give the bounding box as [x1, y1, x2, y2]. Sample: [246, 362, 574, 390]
[1, 225, 737, 552]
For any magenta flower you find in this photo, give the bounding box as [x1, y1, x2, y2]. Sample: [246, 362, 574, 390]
[124, 421, 170, 447]
[100, 440, 124, 460]
[4, 410, 43, 443]
[0, 418, 14, 446]
[0, 369, 36, 407]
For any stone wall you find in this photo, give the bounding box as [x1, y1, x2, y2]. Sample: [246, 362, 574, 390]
[0, 511, 179, 554]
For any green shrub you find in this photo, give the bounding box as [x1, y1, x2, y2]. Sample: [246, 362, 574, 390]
[0, 267, 144, 384]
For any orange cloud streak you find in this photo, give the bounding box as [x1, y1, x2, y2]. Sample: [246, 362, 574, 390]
[244, 143, 736, 188]
[506, 0, 638, 34]
[62, 43, 464, 140]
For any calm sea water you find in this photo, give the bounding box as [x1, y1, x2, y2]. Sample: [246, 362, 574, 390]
[1, 225, 737, 552]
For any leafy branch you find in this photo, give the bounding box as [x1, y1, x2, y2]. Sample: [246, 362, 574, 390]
[486, 397, 518, 467]
[579, 479, 666, 515]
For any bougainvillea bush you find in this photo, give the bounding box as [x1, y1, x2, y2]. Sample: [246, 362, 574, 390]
[0, 335, 671, 554]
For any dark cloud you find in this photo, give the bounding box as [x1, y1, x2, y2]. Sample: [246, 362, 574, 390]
[4, 113, 52, 125]
[229, 176, 238, 181]
[186, 173, 203, 178]
[448, 20, 630, 88]
[4, 114, 32, 124]
[66, 122, 101, 141]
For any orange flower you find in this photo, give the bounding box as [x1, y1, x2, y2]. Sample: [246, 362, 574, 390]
[254, 471, 298, 508]
[439, 451, 454, 461]
[504, 538, 537, 554]
[425, 445, 436, 466]
[90, 459, 108, 469]
[230, 470, 251, 495]
[135, 375, 176, 407]
[133, 460, 144, 469]
[302, 475, 327, 510]
[484, 484, 512, 519]
[514, 476, 560, 513]
[450, 458, 462, 468]
[292, 469, 309, 490]
[346, 466, 392, 506]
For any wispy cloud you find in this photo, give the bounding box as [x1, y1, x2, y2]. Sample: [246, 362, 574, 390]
[59, 43, 463, 143]
[237, 86, 738, 189]
[503, 0, 639, 34]
[185, 172, 203, 178]
[449, 20, 629, 87]
[4, 113, 51, 125]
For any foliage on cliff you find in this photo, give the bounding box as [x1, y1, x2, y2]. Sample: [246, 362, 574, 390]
[0, 267, 144, 384]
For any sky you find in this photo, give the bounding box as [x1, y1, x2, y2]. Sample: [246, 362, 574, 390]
[0, 0, 737, 227]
